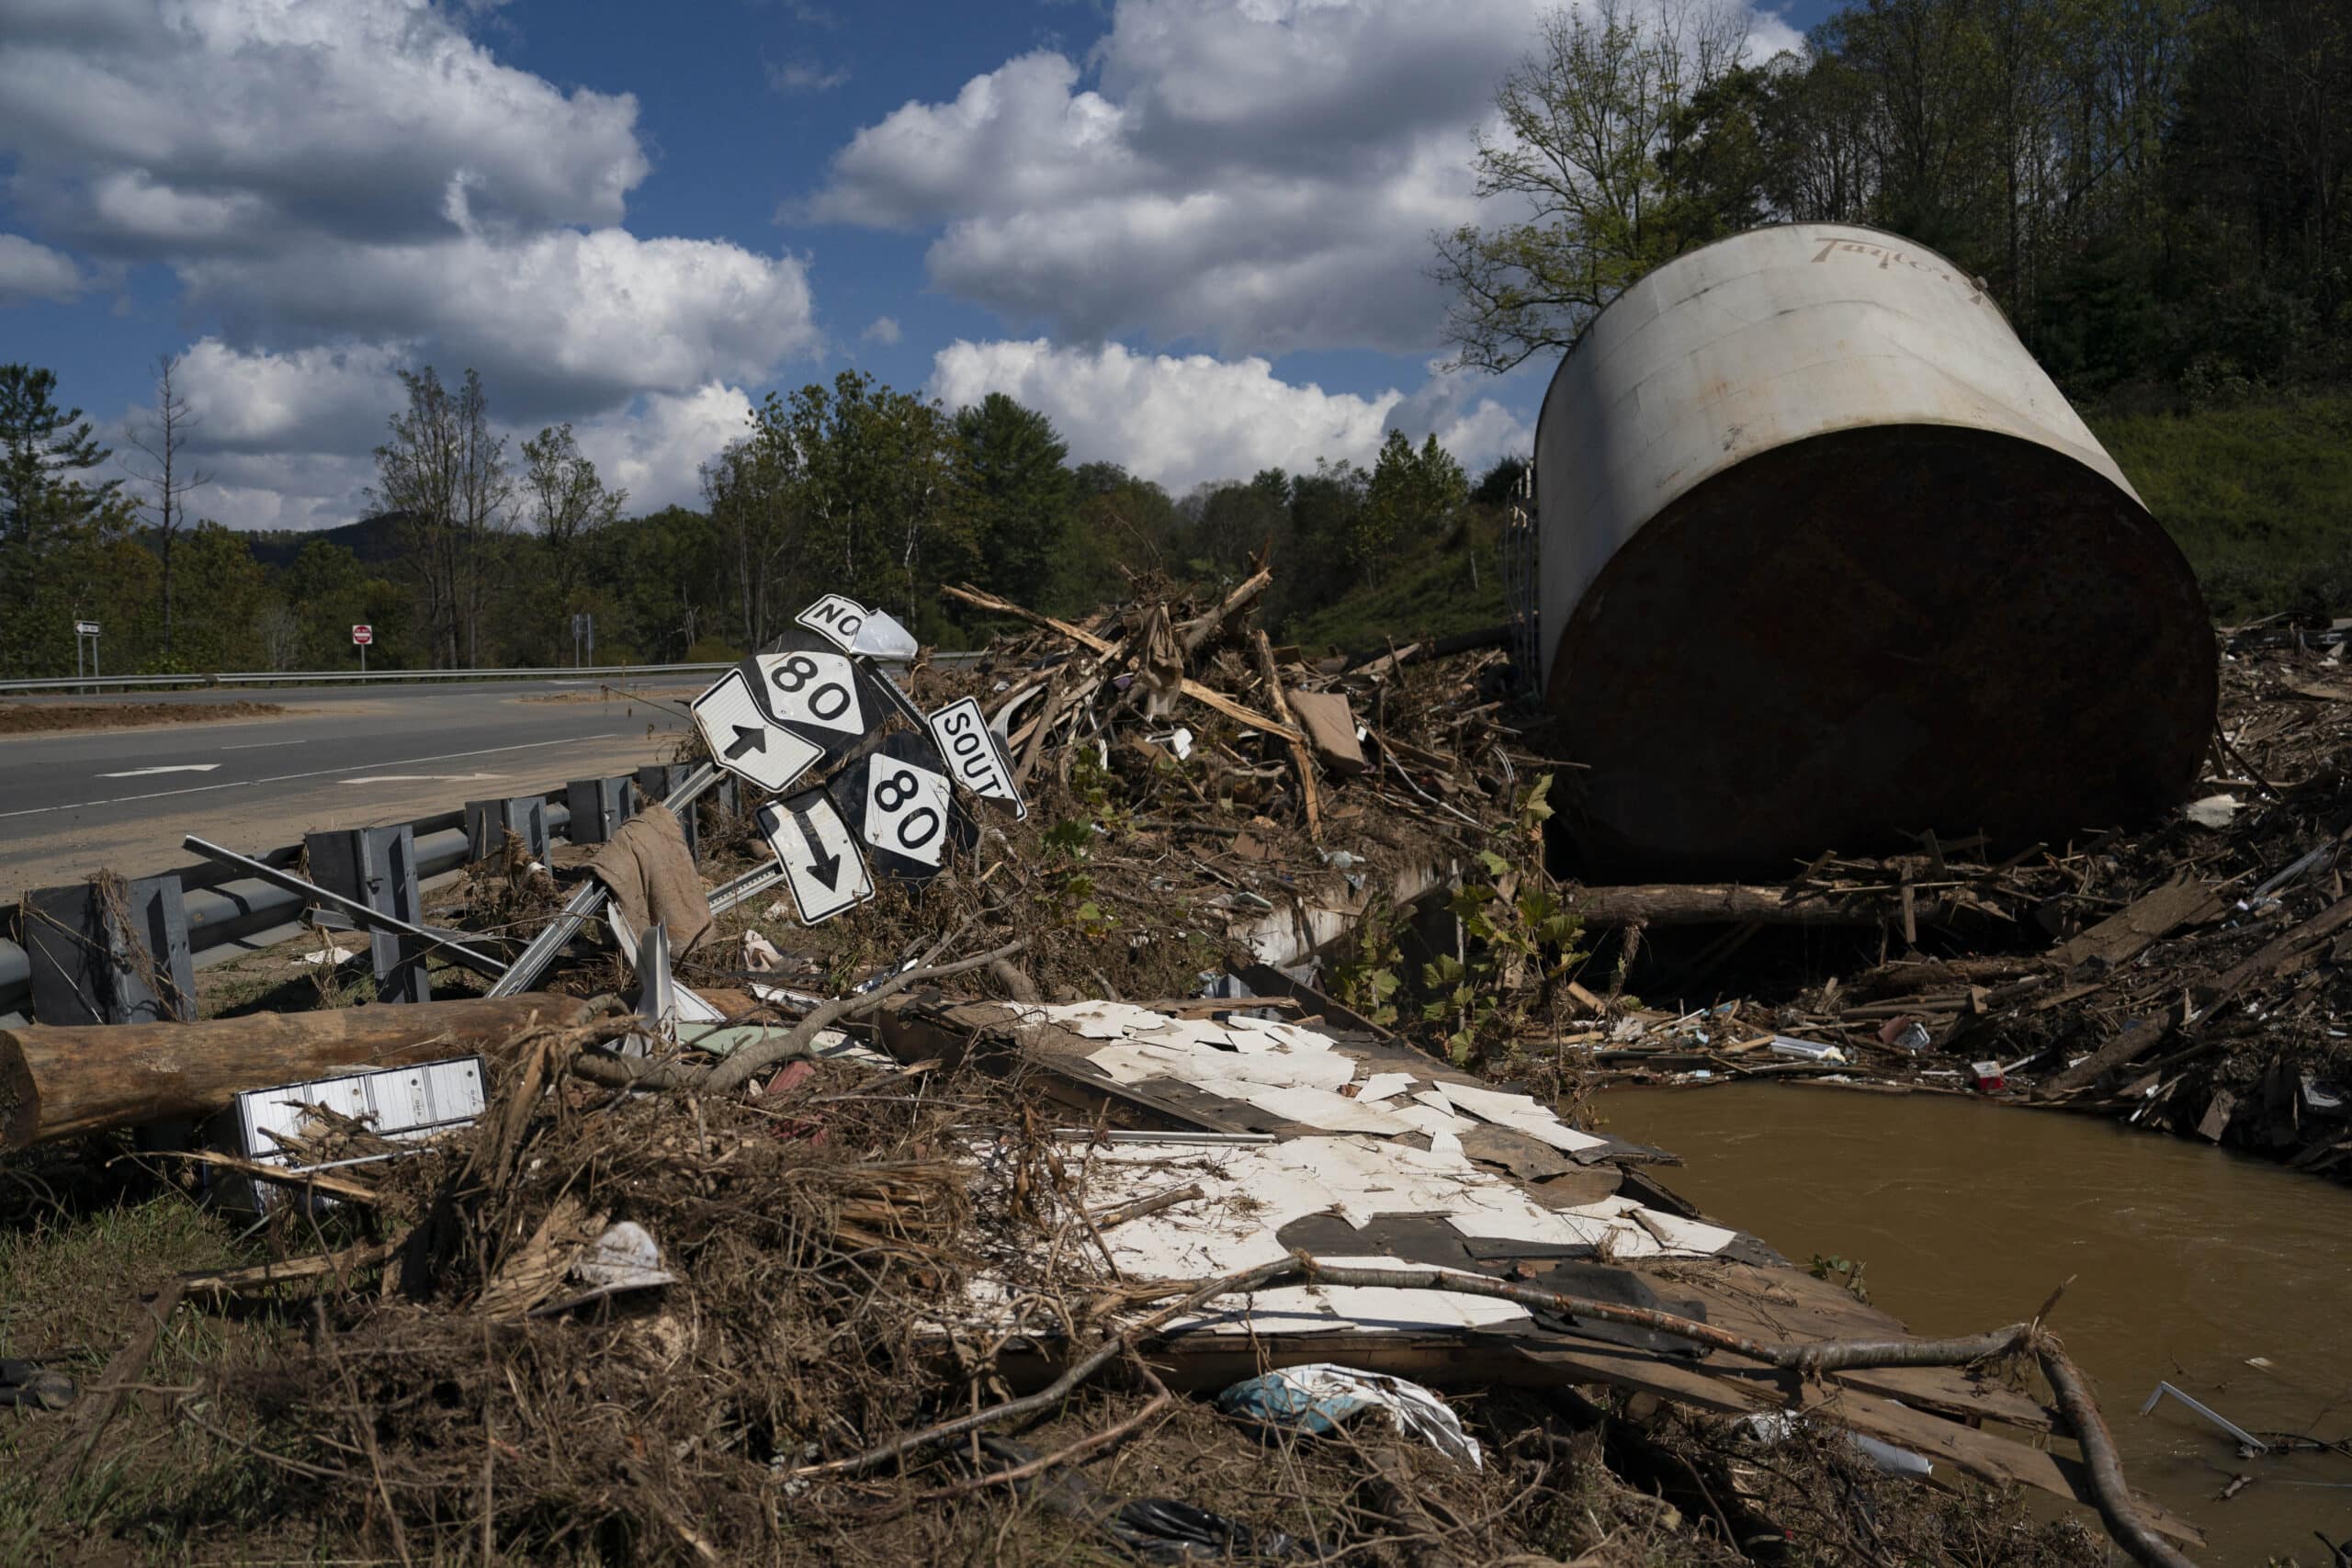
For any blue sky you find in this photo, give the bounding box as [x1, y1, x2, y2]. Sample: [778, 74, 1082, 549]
[0, 0, 1814, 531]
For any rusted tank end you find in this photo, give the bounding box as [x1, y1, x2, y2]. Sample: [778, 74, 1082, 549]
[1547, 423, 2217, 879]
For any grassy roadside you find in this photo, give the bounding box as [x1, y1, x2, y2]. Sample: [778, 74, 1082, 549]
[0, 701, 287, 736]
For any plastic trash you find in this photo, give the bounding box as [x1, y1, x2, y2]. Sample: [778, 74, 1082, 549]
[1769, 1035, 1846, 1063]
[1736, 1410, 1933, 1478]
[0, 1359, 75, 1410]
[1217, 1363, 1482, 1469]
[847, 609, 919, 660]
[2183, 793, 2240, 829]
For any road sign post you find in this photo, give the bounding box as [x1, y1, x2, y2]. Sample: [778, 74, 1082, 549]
[72, 620, 100, 692]
[352, 623, 372, 673]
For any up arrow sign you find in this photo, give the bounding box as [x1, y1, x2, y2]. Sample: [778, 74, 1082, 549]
[693, 669, 820, 793]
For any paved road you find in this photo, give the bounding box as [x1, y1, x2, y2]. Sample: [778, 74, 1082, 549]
[0, 680, 693, 891]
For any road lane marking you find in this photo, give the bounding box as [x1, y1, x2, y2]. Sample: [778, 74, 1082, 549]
[341, 773, 508, 784]
[0, 734, 625, 821]
[220, 739, 305, 750]
[98, 763, 221, 777]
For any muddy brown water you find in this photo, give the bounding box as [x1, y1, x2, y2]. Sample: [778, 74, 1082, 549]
[1598, 1082, 2352, 1563]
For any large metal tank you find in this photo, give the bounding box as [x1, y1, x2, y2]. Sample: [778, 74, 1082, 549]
[1535, 223, 2215, 877]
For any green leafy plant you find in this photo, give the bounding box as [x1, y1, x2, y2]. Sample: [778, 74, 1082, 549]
[1418, 775, 1586, 1066]
[1331, 896, 1405, 1027]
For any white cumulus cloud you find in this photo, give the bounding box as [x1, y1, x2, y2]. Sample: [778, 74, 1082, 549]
[0, 0, 646, 254]
[571, 384, 757, 516]
[4, 0, 823, 529]
[817, 0, 1802, 355]
[930, 338, 1535, 492]
[930, 338, 1400, 491]
[0, 231, 85, 304]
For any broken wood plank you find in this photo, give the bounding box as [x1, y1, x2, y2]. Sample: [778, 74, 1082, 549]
[944, 582, 1302, 744]
[2052, 878, 2224, 971]
[1252, 628, 1323, 843]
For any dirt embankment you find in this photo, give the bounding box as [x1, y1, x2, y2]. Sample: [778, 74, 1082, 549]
[0, 700, 286, 735]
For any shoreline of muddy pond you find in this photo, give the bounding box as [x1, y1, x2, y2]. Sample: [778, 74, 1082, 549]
[1598, 1078, 2352, 1563]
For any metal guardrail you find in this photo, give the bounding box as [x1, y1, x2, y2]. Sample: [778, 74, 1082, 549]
[0, 795, 573, 1022]
[0, 662, 733, 695]
[0, 650, 987, 696]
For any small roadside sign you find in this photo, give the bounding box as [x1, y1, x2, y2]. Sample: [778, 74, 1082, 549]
[830, 732, 971, 883]
[755, 790, 873, 924]
[351, 625, 373, 646]
[927, 696, 1027, 819]
[74, 620, 100, 636]
[692, 669, 822, 794]
[795, 593, 869, 654]
[747, 649, 864, 735]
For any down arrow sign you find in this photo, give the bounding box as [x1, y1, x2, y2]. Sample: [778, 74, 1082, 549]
[792, 802, 841, 889]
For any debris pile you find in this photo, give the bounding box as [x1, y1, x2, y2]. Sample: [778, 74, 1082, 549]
[1575, 626, 2352, 1176]
[12, 571, 2342, 1566]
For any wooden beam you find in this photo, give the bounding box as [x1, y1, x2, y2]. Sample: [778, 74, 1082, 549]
[0, 993, 602, 1151]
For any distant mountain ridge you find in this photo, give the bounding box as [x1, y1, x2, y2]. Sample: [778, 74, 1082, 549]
[240, 512, 410, 570]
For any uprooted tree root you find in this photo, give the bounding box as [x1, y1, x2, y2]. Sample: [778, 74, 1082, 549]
[103, 1048, 2180, 1568]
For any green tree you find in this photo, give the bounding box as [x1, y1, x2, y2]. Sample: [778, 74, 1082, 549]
[0, 364, 130, 676]
[1357, 432, 1469, 581]
[1435, 0, 1755, 372]
[952, 392, 1075, 605]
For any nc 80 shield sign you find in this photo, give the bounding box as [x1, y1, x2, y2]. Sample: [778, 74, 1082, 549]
[829, 732, 974, 884]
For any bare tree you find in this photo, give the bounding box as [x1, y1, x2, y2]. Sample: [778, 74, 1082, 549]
[123, 353, 211, 658]
[372, 367, 509, 668]
[255, 600, 300, 670]
[522, 423, 625, 650]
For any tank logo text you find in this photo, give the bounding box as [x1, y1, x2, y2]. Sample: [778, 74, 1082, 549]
[1811, 238, 1986, 305]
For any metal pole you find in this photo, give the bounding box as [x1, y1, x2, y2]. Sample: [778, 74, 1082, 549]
[488, 761, 722, 998]
[181, 834, 510, 980]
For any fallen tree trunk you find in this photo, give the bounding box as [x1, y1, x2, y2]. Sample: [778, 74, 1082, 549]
[1563, 883, 1980, 929]
[0, 993, 602, 1151]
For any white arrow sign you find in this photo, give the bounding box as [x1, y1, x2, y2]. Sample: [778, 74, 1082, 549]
[861, 752, 954, 869]
[692, 669, 821, 793]
[794, 593, 868, 654]
[926, 696, 1027, 819]
[750, 649, 864, 735]
[756, 792, 873, 924]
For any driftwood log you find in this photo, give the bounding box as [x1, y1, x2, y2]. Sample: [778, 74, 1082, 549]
[0, 993, 602, 1151]
[1563, 883, 1982, 929]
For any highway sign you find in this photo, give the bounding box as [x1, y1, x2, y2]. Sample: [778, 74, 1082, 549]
[748, 649, 864, 735]
[692, 669, 821, 794]
[927, 696, 1026, 819]
[351, 625, 373, 646]
[755, 790, 873, 924]
[795, 594, 869, 653]
[831, 732, 971, 882]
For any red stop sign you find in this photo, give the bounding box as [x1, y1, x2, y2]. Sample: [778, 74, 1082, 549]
[352, 625, 374, 645]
